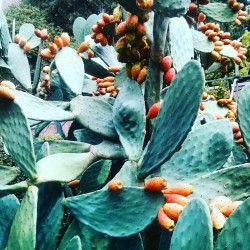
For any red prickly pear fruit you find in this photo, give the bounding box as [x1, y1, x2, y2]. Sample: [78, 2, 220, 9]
[202, 91, 208, 100]
[61, 32, 70, 46]
[126, 15, 139, 30]
[23, 42, 31, 53]
[236, 138, 244, 145]
[189, 3, 198, 12]
[137, 66, 148, 84]
[164, 194, 189, 206]
[34, 28, 42, 38]
[40, 29, 49, 40]
[103, 76, 115, 82]
[48, 42, 58, 54]
[92, 24, 102, 34]
[234, 131, 242, 139]
[164, 183, 194, 197]
[108, 66, 121, 73]
[97, 19, 106, 28]
[0, 80, 16, 90]
[231, 121, 240, 133]
[210, 196, 232, 209]
[116, 21, 127, 36]
[14, 34, 21, 43]
[108, 180, 123, 192]
[200, 102, 205, 111]
[115, 36, 127, 53]
[146, 102, 161, 119]
[54, 36, 64, 49]
[136, 0, 154, 11]
[158, 208, 175, 231]
[163, 203, 184, 221]
[39, 48, 56, 60]
[144, 177, 167, 192]
[95, 32, 105, 43]
[0, 86, 15, 100]
[68, 179, 80, 187]
[161, 56, 172, 72]
[19, 38, 27, 48]
[198, 12, 206, 22]
[102, 13, 112, 23]
[100, 36, 108, 46]
[211, 208, 227, 230]
[163, 68, 176, 85]
[131, 63, 141, 80]
[77, 41, 89, 53]
[88, 49, 94, 59]
[220, 201, 243, 217]
[136, 23, 147, 37]
[138, 13, 151, 23]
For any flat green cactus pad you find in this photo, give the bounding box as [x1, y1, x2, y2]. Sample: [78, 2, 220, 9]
[63, 187, 165, 237]
[19, 23, 34, 41]
[0, 181, 28, 198]
[220, 45, 238, 58]
[191, 30, 214, 53]
[73, 17, 86, 44]
[0, 166, 19, 185]
[65, 236, 81, 250]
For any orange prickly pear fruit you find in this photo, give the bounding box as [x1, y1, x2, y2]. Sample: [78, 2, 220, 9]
[210, 196, 232, 209]
[0, 86, 15, 100]
[109, 66, 121, 73]
[211, 208, 227, 230]
[88, 49, 94, 59]
[163, 68, 176, 85]
[34, 28, 42, 38]
[136, 23, 147, 37]
[19, 38, 27, 48]
[95, 33, 105, 43]
[131, 63, 141, 80]
[202, 91, 208, 100]
[48, 42, 58, 54]
[61, 32, 70, 46]
[97, 19, 106, 28]
[126, 15, 139, 30]
[200, 102, 205, 111]
[137, 66, 148, 84]
[234, 56, 242, 65]
[211, 51, 221, 60]
[116, 21, 127, 36]
[103, 76, 115, 82]
[116, 36, 127, 53]
[107, 86, 115, 93]
[164, 194, 189, 206]
[102, 13, 112, 23]
[92, 24, 102, 34]
[220, 201, 243, 217]
[100, 36, 108, 47]
[198, 12, 206, 22]
[144, 177, 167, 192]
[231, 121, 240, 133]
[138, 13, 151, 23]
[110, 90, 118, 98]
[209, 95, 215, 100]
[163, 203, 184, 221]
[236, 138, 244, 145]
[77, 41, 89, 53]
[39, 48, 56, 60]
[98, 82, 114, 88]
[146, 102, 161, 119]
[161, 56, 172, 72]
[234, 131, 242, 140]
[108, 180, 123, 192]
[14, 34, 20, 44]
[68, 179, 80, 187]
[158, 208, 175, 231]
[23, 42, 31, 53]
[96, 78, 104, 83]
[54, 36, 64, 48]
[136, 0, 154, 11]
[0, 80, 16, 90]
[164, 183, 194, 196]
[40, 29, 49, 40]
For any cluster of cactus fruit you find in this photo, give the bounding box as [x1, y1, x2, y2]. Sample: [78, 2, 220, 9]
[1, 0, 250, 249]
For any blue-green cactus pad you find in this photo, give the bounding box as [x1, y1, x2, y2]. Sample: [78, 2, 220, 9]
[73, 128, 104, 145]
[0, 194, 19, 250]
[65, 236, 81, 250]
[138, 60, 205, 179]
[73, 17, 86, 44]
[0, 22, 11, 58]
[84, 14, 102, 36]
[27, 33, 41, 49]
[0, 100, 37, 180]
[220, 45, 238, 58]
[0, 166, 19, 185]
[63, 187, 165, 237]
[113, 78, 146, 161]
[0, 181, 28, 197]
[19, 23, 34, 41]
[191, 30, 214, 53]
[170, 198, 213, 250]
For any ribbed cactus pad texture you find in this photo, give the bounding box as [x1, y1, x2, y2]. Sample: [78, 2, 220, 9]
[220, 45, 238, 58]
[191, 30, 214, 53]
[112, 233, 144, 250]
[215, 198, 250, 250]
[15, 90, 75, 121]
[36, 152, 95, 183]
[158, 120, 233, 182]
[80, 160, 112, 193]
[71, 95, 118, 140]
[19, 23, 34, 41]
[0, 166, 19, 185]
[36, 183, 64, 250]
[73, 17, 86, 44]
[138, 60, 204, 179]
[55, 47, 85, 95]
[7, 43, 31, 90]
[58, 220, 110, 250]
[0, 181, 28, 198]
[154, 0, 190, 17]
[0, 101, 37, 180]
[63, 187, 165, 237]
[238, 85, 250, 154]
[169, 17, 194, 72]
[199, 3, 238, 22]
[65, 236, 81, 250]
[113, 78, 146, 161]
[170, 198, 213, 250]
[0, 195, 19, 250]
[191, 164, 250, 202]
[7, 186, 38, 250]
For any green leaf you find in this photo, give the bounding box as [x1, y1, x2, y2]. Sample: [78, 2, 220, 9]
[0, 166, 19, 185]
[0, 101, 37, 180]
[191, 29, 214, 53]
[7, 186, 38, 250]
[63, 187, 165, 237]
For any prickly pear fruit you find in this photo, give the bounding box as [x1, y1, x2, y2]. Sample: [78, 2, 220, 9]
[198, 12, 206, 22]
[0, 80, 16, 90]
[116, 36, 127, 53]
[14, 34, 20, 44]
[23, 42, 31, 53]
[144, 177, 167, 192]
[164, 194, 189, 206]
[103, 76, 115, 82]
[161, 56, 172, 72]
[40, 29, 49, 40]
[19, 38, 27, 48]
[97, 19, 106, 28]
[236, 138, 244, 145]
[34, 28, 42, 38]
[108, 180, 123, 192]
[42, 66, 50, 74]
[211, 208, 227, 230]
[48, 42, 58, 54]
[54, 36, 64, 48]
[137, 66, 148, 84]
[77, 41, 89, 53]
[109, 66, 121, 73]
[39, 48, 56, 60]
[102, 13, 112, 23]
[146, 102, 161, 119]
[88, 49, 94, 58]
[68, 180, 80, 187]
[158, 208, 175, 231]
[163, 203, 184, 221]
[234, 131, 242, 139]
[61, 32, 70, 46]
[231, 122, 240, 133]
[0, 86, 15, 100]
[138, 13, 150, 23]
[136, 0, 154, 11]
[220, 201, 243, 217]
[210, 196, 232, 209]
[116, 21, 127, 36]
[164, 183, 194, 196]
[126, 15, 139, 30]
[136, 23, 147, 37]
[163, 68, 176, 85]
[131, 63, 141, 80]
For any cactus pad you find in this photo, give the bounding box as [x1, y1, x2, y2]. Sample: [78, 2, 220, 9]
[112, 234, 144, 250]
[73, 128, 104, 145]
[0, 166, 19, 185]
[170, 198, 213, 250]
[191, 30, 214, 53]
[220, 45, 238, 58]
[0, 22, 11, 58]
[63, 187, 165, 237]
[19, 23, 34, 41]
[65, 236, 81, 250]
[138, 60, 205, 179]
[0, 181, 28, 197]
[73, 17, 86, 44]
[112, 78, 146, 161]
